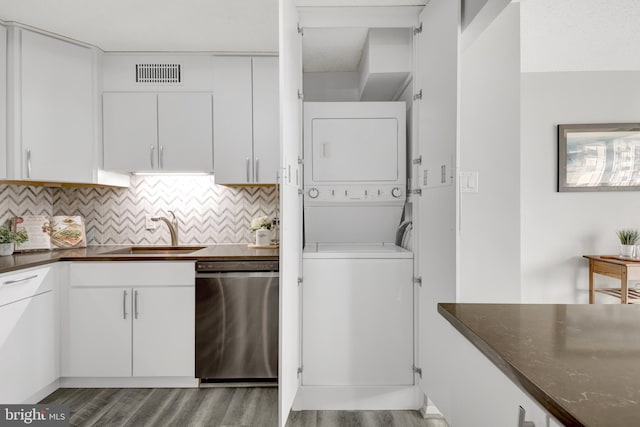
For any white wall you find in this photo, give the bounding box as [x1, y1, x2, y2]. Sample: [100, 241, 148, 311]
[302, 71, 359, 101]
[459, 4, 520, 302]
[521, 71, 640, 303]
[520, 0, 640, 73]
[102, 54, 215, 92]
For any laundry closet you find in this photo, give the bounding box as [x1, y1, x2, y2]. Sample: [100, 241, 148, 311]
[299, 23, 415, 410]
[278, 2, 459, 426]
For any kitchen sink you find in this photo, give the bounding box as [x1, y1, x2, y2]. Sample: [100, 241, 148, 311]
[102, 246, 206, 255]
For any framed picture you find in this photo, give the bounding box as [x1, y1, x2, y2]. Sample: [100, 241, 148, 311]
[558, 123, 640, 192]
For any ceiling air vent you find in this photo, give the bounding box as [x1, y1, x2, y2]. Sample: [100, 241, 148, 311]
[135, 64, 181, 83]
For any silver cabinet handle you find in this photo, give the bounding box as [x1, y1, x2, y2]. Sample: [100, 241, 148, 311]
[26, 149, 32, 178]
[150, 145, 155, 169]
[159, 145, 164, 169]
[3, 274, 38, 286]
[518, 406, 536, 427]
[255, 158, 259, 183]
[246, 157, 251, 183]
[134, 290, 139, 319]
[123, 290, 128, 320]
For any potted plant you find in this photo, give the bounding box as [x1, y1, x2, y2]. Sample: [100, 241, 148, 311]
[616, 229, 639, 258]
[0, 227, 28, 256]
[250, 215, 272, 246]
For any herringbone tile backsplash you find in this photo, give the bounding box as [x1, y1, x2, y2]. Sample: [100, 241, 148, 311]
[0, 176, 278, 245]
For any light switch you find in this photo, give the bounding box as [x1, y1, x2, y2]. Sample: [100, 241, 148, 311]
[459, 171, 479, 193]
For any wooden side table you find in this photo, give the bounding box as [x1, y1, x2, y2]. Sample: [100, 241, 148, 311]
[583, 255, 640, 304]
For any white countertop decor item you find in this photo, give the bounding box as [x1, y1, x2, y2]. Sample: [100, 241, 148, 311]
[249, 215, 273, 247]
[255, 228, 270, 246]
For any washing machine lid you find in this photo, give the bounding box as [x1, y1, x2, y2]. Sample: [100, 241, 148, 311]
[303, 243, 413, 259]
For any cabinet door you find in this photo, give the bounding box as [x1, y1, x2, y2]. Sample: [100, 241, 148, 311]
[212, 56, 253, 184]
[103, 92, 158, 172]
[66, 287, 132, 377]
[416, 0, 460, 418]
[132, 286, 194, 377]
[252, 57, 280, 184]
[302, 258, 413, 386]
[158, 93, 213, 172]
[0, 25, 6, 180]
[20, 30, 94, 183]
[0, 291, 57, 403]
[446, 321, 557, 427]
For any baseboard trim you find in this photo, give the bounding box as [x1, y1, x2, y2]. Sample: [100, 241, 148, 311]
[60, 377, 198, 388]
[293, 385, 421, 410]
[25, 379, 61, 403]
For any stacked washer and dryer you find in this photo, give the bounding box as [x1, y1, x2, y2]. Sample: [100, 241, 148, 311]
[300, 102, 415, 404]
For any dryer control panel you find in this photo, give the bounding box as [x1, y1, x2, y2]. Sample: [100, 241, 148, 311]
[304, 185, 405, 205]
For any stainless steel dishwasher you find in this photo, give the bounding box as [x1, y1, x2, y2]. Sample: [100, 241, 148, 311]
[195, 259, 279, 383]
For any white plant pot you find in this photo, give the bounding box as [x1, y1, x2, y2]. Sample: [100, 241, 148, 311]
[620, 244, 635, 258]
[255, 228, 271, 246]
[0, 242, 15, 256]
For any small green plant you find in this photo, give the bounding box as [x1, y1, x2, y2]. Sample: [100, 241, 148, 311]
[617, 229, 640, 245]
[249, 215, 272, 232]
[0, 227, 28, 244]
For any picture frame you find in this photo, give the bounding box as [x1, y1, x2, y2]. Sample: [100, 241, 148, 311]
[558, 123, 640, 192]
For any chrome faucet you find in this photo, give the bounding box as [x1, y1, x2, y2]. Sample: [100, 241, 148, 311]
[152, 210, 179, 246]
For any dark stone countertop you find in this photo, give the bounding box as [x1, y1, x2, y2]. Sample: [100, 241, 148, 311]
[0, 244, 279, 274]
[439, 303, 640, 427]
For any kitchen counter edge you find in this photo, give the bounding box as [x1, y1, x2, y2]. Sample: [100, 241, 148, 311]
[0, 244, 279, 274]
[438, 303, 582, 427]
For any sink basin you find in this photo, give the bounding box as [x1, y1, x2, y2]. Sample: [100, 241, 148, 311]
[102, 246, 206, 255]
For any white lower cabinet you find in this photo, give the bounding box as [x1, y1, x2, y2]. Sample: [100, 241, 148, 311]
[0, 266, 58, 403]
[301, 258, 413, 386]
[132, 287, 194, 377]
[64, 262, 195, 379]
[67, 287, 132, 377]
[443, 321, 558, 427]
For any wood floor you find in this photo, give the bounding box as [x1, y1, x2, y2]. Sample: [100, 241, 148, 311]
[41, 388, 446, 427]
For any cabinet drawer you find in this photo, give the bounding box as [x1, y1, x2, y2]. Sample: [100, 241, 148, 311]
[0, 266, 54, 307]
[69, 262, 195, 287]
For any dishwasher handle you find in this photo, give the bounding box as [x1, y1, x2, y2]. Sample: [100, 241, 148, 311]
[196, 272, 279, 279]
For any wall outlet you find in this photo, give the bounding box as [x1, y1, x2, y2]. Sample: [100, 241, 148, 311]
[145, 216, 157, 230]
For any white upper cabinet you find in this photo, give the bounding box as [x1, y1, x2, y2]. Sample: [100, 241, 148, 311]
[213, 56, 279, 184]
[252, 56, 280, 184]
[158, 92, 213, 172]
[103, 92, 213, 173]
[103, 92, 157, 172]
[212, 56, 253, 183]
[17, 28, 94, 183]
[1, 26, 128, 187]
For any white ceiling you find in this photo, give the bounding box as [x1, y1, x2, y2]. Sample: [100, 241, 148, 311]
[0, 0, 279, 52]
[0, 0, 427, 53]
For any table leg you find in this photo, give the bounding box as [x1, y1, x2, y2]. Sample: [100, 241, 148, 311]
[589, 260, 595, 304]
[621, 267, 628, 304]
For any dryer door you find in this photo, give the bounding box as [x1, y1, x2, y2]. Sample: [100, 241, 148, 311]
[311, 117, 399, 182]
